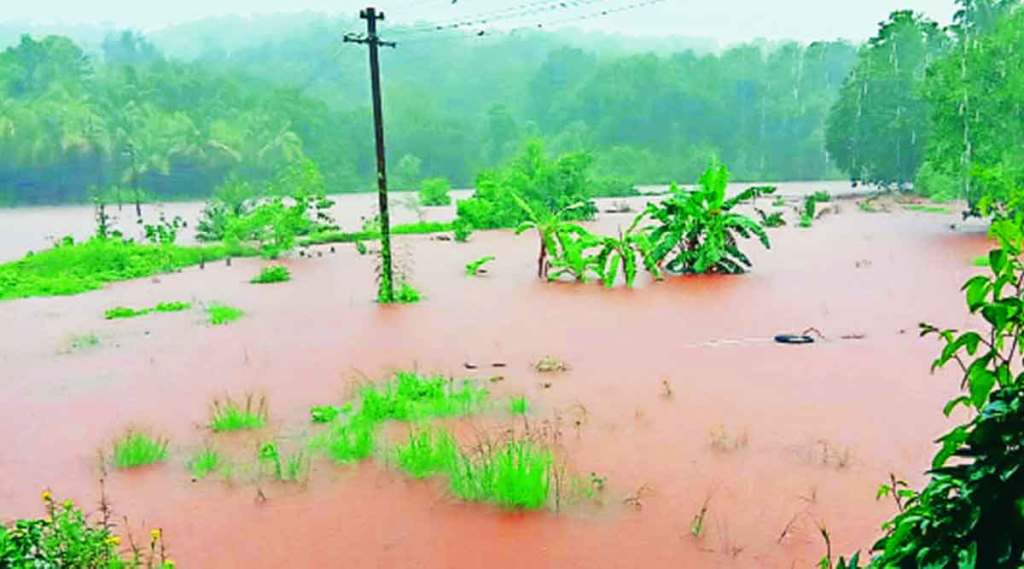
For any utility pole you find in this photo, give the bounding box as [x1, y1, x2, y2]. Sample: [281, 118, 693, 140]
[345, 8, 398, 303]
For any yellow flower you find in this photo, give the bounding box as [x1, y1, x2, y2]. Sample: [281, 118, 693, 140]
[41, 490, 52, 502]
[150, 528, 162, 541]
[106, 535, 121, 546]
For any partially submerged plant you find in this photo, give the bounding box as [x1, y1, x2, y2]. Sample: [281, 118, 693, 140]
[112, 431, 169, 469]
[394, 282, 422, 304]
[509, 396, 530, 416]
[642, 163, 774, 274]
[447, 438, 554, 510]
[105, 301, 191, 320]
[209, 394, 268, 432]
[310, 405, 342, 423]
[258, 441, 307, 482]
[311, 416, 376, 464]
[206, 303, 244, 325]
[594, 215, 660, 288]
[465, 255, 496, 276]
[250, 265, 291, 284]
[188, 446, 222, 480]
[393, 426, 460, 479]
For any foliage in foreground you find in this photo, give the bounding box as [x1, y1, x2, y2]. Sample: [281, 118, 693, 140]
[0, 492, 173, 568]
[112, 431, 169, 469]
[250, 265, 291, 284]
[836, 218, 1024, 567]
[0, 236, 245, 302]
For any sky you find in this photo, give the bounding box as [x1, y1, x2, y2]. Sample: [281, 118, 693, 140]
[1, 0, 959, 44]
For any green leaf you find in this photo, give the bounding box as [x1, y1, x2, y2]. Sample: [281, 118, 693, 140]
[967, 365, 996, 409]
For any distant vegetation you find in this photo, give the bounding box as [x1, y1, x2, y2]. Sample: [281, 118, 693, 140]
[0, 24, 855, 206]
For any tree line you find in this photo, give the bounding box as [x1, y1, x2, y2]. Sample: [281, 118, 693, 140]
[825, 0, 1024, 215]
[0, 20, 857, 205]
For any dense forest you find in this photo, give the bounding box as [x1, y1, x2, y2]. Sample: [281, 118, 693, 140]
[0, 15, 857, 205]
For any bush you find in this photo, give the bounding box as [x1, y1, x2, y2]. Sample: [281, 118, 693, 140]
[112, 431, 168, 469]
[196, 176, 258, 242]
[418, 177, 452, 206]
[0, 492, 173, 568]
[914, 160, 959, 202]
[838, 219, 1024, 567]
[250, 265, 291, 284]
[456, 140, 597, 230]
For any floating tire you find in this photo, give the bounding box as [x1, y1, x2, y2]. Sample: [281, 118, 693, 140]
[774, 334, 815, 345]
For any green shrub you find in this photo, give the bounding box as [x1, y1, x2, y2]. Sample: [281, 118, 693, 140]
[419, 177, 452, 206]
[197, 176, 258, 242]
[0, 493, 173, 568]
[452, 217, 473, 242]
[393, 282, 422, 304]
[310, 405, 341, 423]
[465, 255, 495, 276]
[206, 304, 243, 325]
[209, 395, 267, 432]
[301, 221, 453, 246]
[838, 219, 1024, 566]
[456, 140, 597, 230]
[112, 431, 168, 469]
[250, 265, 291, 284]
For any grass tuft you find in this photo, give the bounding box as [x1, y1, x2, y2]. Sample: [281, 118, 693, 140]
[447, 438, 554, 510]
[310, 416, 376, 464]
[250, 265, 291, 284]
[188, 446, 222, 479]
[209, 394, 268, 432]
[153, 301, 191, 313]
[359, 372, 488, 423]
[509, 396, 529, 415]
[105, 301, 191, 320]
[310, 405, 342, 423]
[112, 431, 169, 469]
[394, 426, 460, 479]
[207, 303, 244, 325]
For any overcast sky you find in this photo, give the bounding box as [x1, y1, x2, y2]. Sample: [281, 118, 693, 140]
[2, 0, 958, 44]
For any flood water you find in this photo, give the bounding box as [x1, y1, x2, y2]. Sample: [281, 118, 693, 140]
[0, 184, 992, 567]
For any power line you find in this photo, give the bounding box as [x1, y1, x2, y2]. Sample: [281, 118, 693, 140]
[395, 0, 666, 45]
[390, 0, 611, 36]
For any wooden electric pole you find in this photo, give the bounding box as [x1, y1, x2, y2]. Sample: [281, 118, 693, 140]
[344, 8, 398, 303]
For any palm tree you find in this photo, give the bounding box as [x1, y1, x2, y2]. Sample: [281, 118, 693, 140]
[512, 193, 588, 279]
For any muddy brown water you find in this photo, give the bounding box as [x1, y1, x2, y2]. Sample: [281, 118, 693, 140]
[0, 188, 992, 567]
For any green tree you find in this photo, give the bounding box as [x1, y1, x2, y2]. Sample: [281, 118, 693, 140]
[826, 11, 949, 190]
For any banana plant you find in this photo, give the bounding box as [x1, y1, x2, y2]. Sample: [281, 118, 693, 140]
[513, 193, 589, 279]
[643, 162, 775, 274]
[547, 224, 603, 283]
[595, 215, 661, 288]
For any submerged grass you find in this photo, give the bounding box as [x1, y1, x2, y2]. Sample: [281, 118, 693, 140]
[104, 301, 191, 320]
[448, 439, 554, 510]
[311, 416, 377, 464]
[509, 396, 530, 416]
[904, 204, 952, 214]
[359, 371, 488, 423]
[188, 447, 222, 479]
[0, 236, 251, 301]
[112, 431, 169, 469]
[300, 221, 454, 246]
[394, 426, 460, 479]
[209, 395, 268, 432]
[207, 303, 244, 325]
[251, 265, 291, 284]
